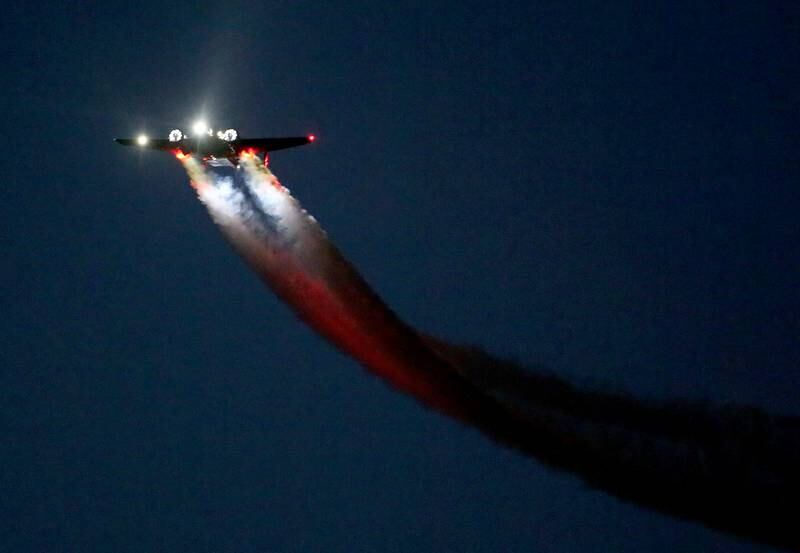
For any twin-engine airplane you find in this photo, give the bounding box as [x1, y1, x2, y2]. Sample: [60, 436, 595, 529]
[115, 121, 315, 167]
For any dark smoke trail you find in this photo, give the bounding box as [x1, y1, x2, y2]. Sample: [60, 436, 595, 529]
[426, 339, 800, 550]
[182, 157, 800, 551]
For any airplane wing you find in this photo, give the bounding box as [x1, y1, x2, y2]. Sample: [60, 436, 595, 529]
[114, 138, 174, 150]
[236, 136, 313, 152]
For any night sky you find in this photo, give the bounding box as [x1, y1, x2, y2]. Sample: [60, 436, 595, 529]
[3, 2, 799, 551]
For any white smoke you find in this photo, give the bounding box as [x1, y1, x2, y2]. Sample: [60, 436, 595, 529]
[179, 154, 335, 285]
[237, 156, 332, 273]
[182, 156, 281, 240]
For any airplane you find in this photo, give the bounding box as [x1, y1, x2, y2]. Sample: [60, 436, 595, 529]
[115, 120, 315, 167]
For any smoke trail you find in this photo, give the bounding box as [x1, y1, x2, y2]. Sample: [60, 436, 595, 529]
[184, 155, 514, 422]
[181, 157, 800, 550]
[426, 339, 800, 550]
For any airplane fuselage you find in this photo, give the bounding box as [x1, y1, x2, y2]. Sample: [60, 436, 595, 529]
[174, 136, 237, 158]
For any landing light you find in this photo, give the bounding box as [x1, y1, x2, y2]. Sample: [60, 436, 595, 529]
[192, 120, 208, 137]
[136, 134, 148, 146]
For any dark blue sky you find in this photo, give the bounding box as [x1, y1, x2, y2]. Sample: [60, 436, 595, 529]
[2, 2, 798, 551]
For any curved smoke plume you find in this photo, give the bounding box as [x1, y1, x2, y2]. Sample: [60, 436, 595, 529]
[181, 156, 800, 551]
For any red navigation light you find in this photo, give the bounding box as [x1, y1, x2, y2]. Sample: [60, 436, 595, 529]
[308, 134, 316, 142]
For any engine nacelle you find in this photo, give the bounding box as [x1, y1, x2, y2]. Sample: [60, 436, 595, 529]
[217, 128, 238, 142]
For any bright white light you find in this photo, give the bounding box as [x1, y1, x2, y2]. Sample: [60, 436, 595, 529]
[192, 120, 208, 136]
[222, 128, 238, 142]
[169, 129, 183, 142]
[136, 134, 148, 146]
